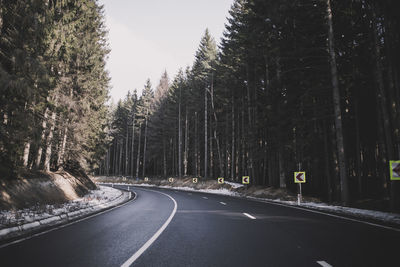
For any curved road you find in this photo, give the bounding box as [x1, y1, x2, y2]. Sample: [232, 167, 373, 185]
[0, 185, 399, 267]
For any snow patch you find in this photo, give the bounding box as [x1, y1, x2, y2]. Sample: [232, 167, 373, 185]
[0, 186, 129, 239]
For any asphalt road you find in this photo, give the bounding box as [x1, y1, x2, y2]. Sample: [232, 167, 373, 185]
[0, 184, 399, 267]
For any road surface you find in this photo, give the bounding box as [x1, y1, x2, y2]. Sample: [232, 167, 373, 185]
[0, 184, 399, 267]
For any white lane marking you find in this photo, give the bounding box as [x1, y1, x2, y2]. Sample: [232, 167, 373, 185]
[243, 213, 256, 219]
[202, 196, 208, 199]
[174, 190, 178, 193]
[317, 261, 332, 267]
[250, 198, 400, 233]
[0, 185, 136, 249]
[220, 202, 227, 205]
[188, 193, 192, 195]
[121, 189, 177, 267]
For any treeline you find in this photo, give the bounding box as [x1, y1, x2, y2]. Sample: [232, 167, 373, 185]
[99, 0, 400, 210]
[0, 0, 110, 178]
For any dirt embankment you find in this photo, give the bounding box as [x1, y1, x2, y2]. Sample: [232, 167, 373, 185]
[0, 170, 96, 210]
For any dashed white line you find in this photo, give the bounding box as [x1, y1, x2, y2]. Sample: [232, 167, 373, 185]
[121, 189, 177, 267]
[220, 202, 227, 205]
[202, 196, 208, 199]
[187, 193, 192, 195]
[243, 213, 256, 219]
[317, 261, 332, 267]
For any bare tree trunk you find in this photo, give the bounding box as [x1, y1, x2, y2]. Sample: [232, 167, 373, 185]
[142, 111, 149, 177]
[184, 109, 188, 176]
[371, 8, 396, 210]
[44, 111, 56, 171]
[195, 111, 199, 176]
[136, 123, 142, 178]
[327, 0, 349, 205]
[131, 113, 135, 177]
[36, 107, 49, 168]
[278, 145, 286, 188]
[246, 65, 255, 182]
[210, 115, 213, 178]
[106, 147, 110, 176]
[125, 118, 129, 175]
[204, 84, 208, 179]
[178, 90, 182, 178]
[210, 75, 223, 177]
[23, 142, 30, 167]
[118, 142, 123, 175]
[231, 97, 235, 180]
[323, 120, 333, 202]
[56, 124, 68, 170]
[163, 137, 167, 178]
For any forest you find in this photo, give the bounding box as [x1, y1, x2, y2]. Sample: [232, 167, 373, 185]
[98, 0, 400, 211]
[0, 1, 110, 176]
[1, 0, 400, 211]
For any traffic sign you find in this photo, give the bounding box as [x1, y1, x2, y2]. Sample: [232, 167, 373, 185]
[168, 177, 174, 183]
[193, 177, 198, 183]
[242, 176, 249, 184]
[144, 177, 149, 182]
[390, 161, 400, 181]
[294, 172, 306, 183]
[218, 177, 224, 184]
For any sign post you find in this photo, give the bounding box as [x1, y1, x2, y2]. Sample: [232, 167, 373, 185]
[294, 171, 306, 205]
[218, 177, 224, 184]
[390, 160, 400, 181]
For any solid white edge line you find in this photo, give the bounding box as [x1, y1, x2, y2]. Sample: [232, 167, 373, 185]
[250, 198, 400, 232]
[0, 185, 136, 249]
[220, 202, 227, 205]
[202, 196, 208, 199]
[121, 188, 177, 267]
[317, 260, 333, 267]
[243, 212, 256, 219]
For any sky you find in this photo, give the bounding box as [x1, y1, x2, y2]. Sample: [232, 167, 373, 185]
[98, 0, 234, 102]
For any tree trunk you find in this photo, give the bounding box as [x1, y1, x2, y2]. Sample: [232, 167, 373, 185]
[372, 7, 396, 210]
[136, 123, 142, 178]
[142, 111, 149, 177]
[204, 84, 208, 179]
[178, 90, 182, 178]
[125, 118, 129, 175]
[210, 74, 223, 177]
[35, 107, 49, 168]
[56, 124, 68, 170]
[163, 136, 167, 178]
[118, 142, 123, 175]
[23, 142, 30, 167]
[231, 96, 235, 180]
[195, 111, 199, 176]
[184, 109, 188, 176]
[327, 0, 349, 205]
[131, 113, 135, 177]
[44, 111, 56, 171]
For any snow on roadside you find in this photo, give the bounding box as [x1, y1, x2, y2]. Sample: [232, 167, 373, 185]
[104, 182, 400, 226]
[0, 186, 125, 230]
[102, 182, 240, 197]
[244, 197, 400, 225]
[225, 181, 244, 189]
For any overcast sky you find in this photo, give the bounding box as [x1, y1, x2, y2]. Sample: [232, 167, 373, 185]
[98, 0, 234, 102]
